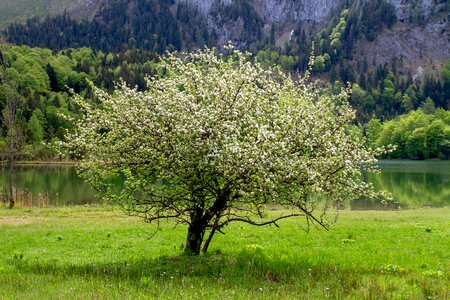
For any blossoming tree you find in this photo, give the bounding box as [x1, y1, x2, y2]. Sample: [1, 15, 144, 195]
[66, 47, 385, 254]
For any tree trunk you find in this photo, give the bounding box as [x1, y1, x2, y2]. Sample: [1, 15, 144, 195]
[184, 222, 205, 255]
[201, 227, 216, 253]
[184, 193, 230, 254]
[1, 164, 6, 207]
[8, 156, 14, 209]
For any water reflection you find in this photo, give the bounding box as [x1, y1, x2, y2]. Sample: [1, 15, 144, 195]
[352, 160, 450, 209]
[1, 161, 449, 209]
[0, 165, 97, 207]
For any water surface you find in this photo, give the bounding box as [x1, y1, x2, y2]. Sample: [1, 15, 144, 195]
[353, 160, 450, 209]
[1, 161, 449, 209]
[0, 165, 96, 207]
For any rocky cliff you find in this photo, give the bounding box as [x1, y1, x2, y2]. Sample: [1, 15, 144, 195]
[388, 0, 448, 22]
[182, 0, 339, 23]
[357, 0, 449, 77]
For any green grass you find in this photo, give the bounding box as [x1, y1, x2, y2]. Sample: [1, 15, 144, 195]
[0, 205, 448, 299]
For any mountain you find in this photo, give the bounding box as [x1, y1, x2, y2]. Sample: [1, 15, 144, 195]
[1, 0, 447, 64]
[1, 0, 449, 115]
[352, 0, 448, 77]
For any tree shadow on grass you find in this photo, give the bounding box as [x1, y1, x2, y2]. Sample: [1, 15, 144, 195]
[8, 246, 377, 287]
[6, 248, 446, 299]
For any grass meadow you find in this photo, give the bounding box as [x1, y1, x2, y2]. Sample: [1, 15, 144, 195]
[0, 205, 448, 299]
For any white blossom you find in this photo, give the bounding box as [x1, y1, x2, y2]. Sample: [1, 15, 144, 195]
[63, 47, 388, 253]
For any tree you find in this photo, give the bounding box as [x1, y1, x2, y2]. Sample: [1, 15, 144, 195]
[405, 127, 429, 159]
[427, 120, 445, 158]
[0, 81, 24, 209]
[312, 55, 325, 73]
[28, 109, 45, 143]
[350, 83, 370, 123]
[65, 48, 386, 255]
[421, 97, 436, 114]
[441, 60, 450, 109]
[46, 63, 61, 92]
[365, 118, 382, 149]
[401, 94, 413, 112]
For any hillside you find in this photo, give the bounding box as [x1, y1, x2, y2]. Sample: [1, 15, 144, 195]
[0, 0, 102, 29]
[1, 0, 448, 69]
[353, 1, 448, 78]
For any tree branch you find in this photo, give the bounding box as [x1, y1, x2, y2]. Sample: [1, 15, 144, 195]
[296, 205, 330, 231]
[224, 213, 305, 228]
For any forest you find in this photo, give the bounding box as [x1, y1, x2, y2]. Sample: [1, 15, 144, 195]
[0, 45, 159, 160]
[1, 44, 449, 161]
[0, 0, 449, 160]
[366, 108, 450, 160]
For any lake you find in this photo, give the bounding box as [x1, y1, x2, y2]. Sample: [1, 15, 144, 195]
[353, 160, 450, 210]
[0, 164, 97, 207]
[1, 161, 449, 209]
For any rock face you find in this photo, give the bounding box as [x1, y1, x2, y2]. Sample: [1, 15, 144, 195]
[177, 0, 342, 47]
[357, 0, 449, 77]
[245, 0, 338, 23]
[387, 0, 448, 22]
[71, 0, 106, 19]
[180, 0, 215, 16]
[182, 0, 448, 27]
[183, 0, 339, 23]
[359, 19, 449, 65]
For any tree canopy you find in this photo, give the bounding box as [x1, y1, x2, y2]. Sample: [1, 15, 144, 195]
[65, 47, 387, 254]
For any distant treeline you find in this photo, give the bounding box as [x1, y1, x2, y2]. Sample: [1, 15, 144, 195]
[4, 0, 205, 52]
[366, 108, 450, 160]
[3, 0, 265, 53]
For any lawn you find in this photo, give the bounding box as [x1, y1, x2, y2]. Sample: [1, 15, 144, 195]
[0, 205, 448, 299]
